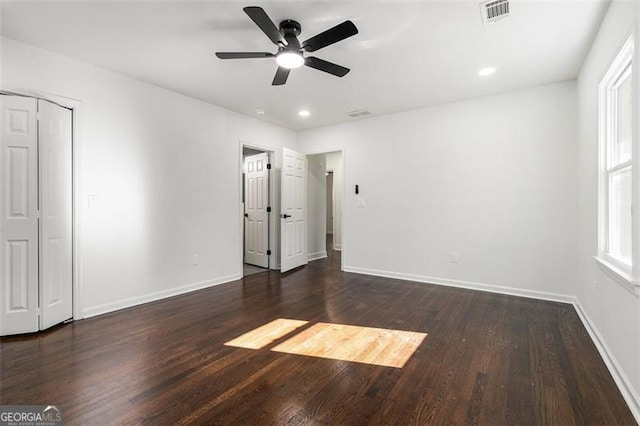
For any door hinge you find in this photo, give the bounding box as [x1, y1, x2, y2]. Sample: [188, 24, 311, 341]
[266, 206, 271, 213]
[267, 250, 272, 256]
[267, 163, 272, 170]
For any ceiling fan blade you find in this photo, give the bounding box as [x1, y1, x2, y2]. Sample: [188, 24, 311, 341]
[272, 66, 291, 86]
[243, 6, 287, 47]
[215, 52, 274, 59]
[302, 20, 358, 52]
[304, 56, 350, 77]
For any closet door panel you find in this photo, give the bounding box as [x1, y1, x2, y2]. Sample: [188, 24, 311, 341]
[38, 100, 72, 330]
[0, 95, 39, 335]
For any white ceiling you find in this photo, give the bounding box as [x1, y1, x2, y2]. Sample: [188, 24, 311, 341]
[1, 1, 609, 130]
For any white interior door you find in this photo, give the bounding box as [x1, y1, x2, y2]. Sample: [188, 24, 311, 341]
[280, 148, 307, 272]
[244, 152, 269, 268]
[0, 95, 39, 335]
[38, 100, 72, 330]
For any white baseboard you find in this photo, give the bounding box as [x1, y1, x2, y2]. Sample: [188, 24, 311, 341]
[81, 273, 242, 319]
[342, 265, 574, 304]
[333, 245, 342, 252]
[342, 264, 639, 422]
[572, 299, 640, 423]
[308, 250, 328, 262]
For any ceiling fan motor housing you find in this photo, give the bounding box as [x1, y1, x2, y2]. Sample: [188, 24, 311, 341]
[279, 20, 302, 51]
[279, 19, 302, 37]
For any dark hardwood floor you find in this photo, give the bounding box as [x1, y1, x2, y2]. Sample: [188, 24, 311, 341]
[1, 250, 635, 425]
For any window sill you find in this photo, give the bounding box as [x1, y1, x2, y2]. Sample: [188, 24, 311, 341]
[593, 256, 640, 297]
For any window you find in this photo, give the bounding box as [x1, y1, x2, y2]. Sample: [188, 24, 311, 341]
[597, 35, 638, 292]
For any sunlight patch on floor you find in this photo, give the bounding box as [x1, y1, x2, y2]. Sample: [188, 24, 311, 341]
[272, 322, 427, 368]
[226, 318, 427, 368]
[224, 318, 309, 349]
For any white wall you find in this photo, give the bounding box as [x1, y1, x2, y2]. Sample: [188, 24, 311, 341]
[326, 152, 343, 250]
[300, 81, 578, 300]
[576, 1, 640, 417]
[0, 36, 297, 317]
[307, 154, 327, 260]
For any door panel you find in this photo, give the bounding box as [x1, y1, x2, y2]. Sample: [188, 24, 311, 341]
[38, 100, 72, 330]
[7, 240, 29, 310]
[280, 148, 307, 272]
[8, 147, 30, 217]
[0, 95, 39, 335]
[244, 152, 269, 268]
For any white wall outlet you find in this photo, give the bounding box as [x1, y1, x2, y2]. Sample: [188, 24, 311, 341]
[191, 254, 199, 265]
[88, 194, 100, 208]
[356, 198, 365, 208]
[450, 251, 459, 263]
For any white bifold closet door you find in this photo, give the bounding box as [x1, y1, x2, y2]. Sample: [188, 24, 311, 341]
[0, 96, 39, 334]
[0, 95, 72, 335]
[38, 100, 72, 330]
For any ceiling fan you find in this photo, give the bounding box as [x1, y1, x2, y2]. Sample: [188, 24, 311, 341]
[215, 6, 358, 86]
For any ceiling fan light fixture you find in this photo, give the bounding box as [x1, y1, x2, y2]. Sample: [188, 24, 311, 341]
[277, 51, 305, 69]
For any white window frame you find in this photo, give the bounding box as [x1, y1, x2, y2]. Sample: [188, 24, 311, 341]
[596, 34, 640, 296]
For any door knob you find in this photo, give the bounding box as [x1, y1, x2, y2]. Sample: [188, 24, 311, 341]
[280, 214, 291, 219]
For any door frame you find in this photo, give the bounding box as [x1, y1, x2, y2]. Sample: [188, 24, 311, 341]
[238, 141, 278, 272]
[0, 88, 82, 321]
[300, 148, 345, 271]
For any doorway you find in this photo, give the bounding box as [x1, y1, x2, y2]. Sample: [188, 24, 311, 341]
[242, 146, 272, 276]
[239, 146, 342, 275]
[325, 151, 342, 253]
[326, 170, 334, 254]
[307, 151, 343, 264]
[0, 94, 74, 335]
[325, 170, 334, 240]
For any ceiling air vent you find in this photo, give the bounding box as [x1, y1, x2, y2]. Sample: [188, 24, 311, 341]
[480, 0, 510, 25]
[347, 109, 372, 119]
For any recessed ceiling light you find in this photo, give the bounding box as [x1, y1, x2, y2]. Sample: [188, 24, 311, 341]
[478, 67, 496, 77]
[255, 108, 265, 115]
[298, 110, 310, 117]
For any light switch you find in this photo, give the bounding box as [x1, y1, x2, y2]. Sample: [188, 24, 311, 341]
[356, 198, 365, 208]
